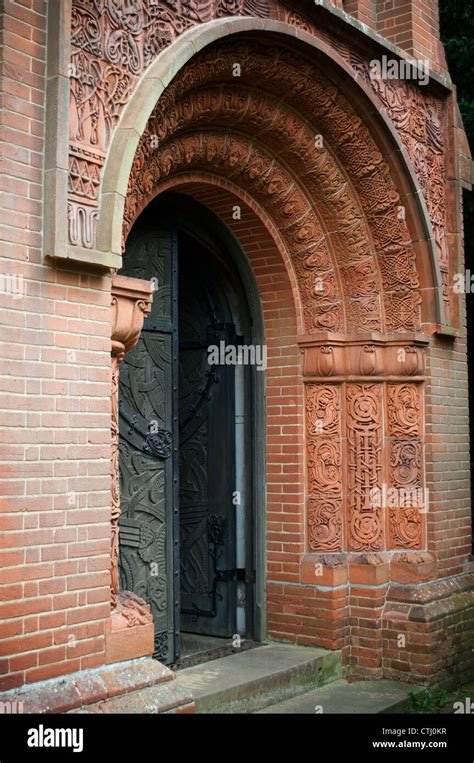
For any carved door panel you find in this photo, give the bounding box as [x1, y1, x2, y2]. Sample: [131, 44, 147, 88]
[179, 240, 237, 637]
[118, 225, 179, 664]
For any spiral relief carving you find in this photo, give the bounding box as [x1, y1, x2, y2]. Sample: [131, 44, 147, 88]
[387, 384, 423, 549]
[387, 384, 420, 437]
[306, 385, 343, 551]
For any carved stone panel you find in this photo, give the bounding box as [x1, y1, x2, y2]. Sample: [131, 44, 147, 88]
[346, 384, 383, 552]
[306, 384, 343, 552]
[386, 384, 424, 549]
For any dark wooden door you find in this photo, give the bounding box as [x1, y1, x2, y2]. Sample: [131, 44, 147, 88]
[178, 237, 237, 637]
[118, 224, 179, 664]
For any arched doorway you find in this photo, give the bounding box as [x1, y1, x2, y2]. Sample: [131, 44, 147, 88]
[104, 27, 453, 683]
[117, 193, 264, 664]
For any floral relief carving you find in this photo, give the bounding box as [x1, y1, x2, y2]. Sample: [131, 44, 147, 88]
[386, 384, 424, 549]
[308, 498, 343, 553]
[387, 384, 421, 437]
[302, 342, 428, 553]
[306, 385, 343, 552]
[126, 128, 347, 332]
[322, 33, 450, 322]
[122, 39, 424, 331]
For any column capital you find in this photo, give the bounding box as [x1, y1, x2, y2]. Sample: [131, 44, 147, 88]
[111, 274, 153, 361]
[298, 332, 429, 380]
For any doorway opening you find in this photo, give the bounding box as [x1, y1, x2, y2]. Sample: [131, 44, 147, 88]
[118, 193, 265, 665]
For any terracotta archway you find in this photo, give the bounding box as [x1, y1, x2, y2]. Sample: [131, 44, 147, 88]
[98, 21, 445, 672]
[115, 27, 432, 568]
[96, 19, 443, 331]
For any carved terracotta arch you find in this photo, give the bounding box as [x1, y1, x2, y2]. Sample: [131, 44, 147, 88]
[93, 20, 442, 331]
[126, 131, 345, 333]
[123, 37, 424, 334]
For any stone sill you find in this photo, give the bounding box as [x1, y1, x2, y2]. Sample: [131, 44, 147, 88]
[46, 246, 121, 272]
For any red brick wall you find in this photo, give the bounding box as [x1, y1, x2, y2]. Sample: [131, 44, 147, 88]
[344, 0, 376, 26]
[0, 0, 112, 690]
[376, 0, 444, 67]
[425, 335, 472, 579]
[341, 1, 445, 70]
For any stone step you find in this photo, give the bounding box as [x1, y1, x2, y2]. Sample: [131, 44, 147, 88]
[174, 642, 341, 714]
[254, 678, 419, 714]
[71, 678, 195, 714]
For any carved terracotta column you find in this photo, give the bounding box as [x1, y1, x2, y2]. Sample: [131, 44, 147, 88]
[106, 274, 155, 664]
[298, 332, 430, 676]
[299, 332, 429, 556]
[110, 275, 152, 602]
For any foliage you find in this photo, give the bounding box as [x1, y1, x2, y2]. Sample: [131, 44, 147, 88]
[406, 688, 448, 714]
[440, 0, 474, 250]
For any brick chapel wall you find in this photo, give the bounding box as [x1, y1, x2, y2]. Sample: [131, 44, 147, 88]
[0, 0, 472, 694]
[0, 0, 112, 690]
[341, 0, 446, 70]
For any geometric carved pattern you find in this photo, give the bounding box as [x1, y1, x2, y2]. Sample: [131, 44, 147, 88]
[346, 384, 383, 552]
[68, 0, 273, 249]
[386, 384, 423, 549]
[314, 26, 449, 322]
[306, 385, 343, 551]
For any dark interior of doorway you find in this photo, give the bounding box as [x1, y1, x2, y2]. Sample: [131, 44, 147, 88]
[176, 225, 258, 668]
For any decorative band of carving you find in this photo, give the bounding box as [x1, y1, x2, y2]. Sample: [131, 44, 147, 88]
[299, 333, 428, 380]
[347, 383, 383, 552]
[304, 374, 426, 553]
